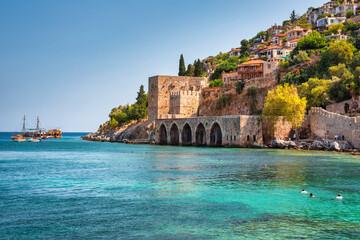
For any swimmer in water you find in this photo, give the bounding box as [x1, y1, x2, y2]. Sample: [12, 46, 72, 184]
[310, 193, 315, 198]
[335, 194, 343, 199]
[300, 189, 308, 193]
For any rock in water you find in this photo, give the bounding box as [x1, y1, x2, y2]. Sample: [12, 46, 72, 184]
[329, 141, 341, 151]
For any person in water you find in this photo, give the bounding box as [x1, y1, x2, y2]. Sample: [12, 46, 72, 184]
[300, 189, 308, 193]
[310, 193, 315, 198]
[336, 194, 343, 199]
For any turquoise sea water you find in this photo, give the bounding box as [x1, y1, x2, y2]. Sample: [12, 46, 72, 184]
[1, 132, 360, 239]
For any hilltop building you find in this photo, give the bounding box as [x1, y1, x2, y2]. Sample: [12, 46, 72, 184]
[229, 49, 241, 57]
[272, 33, 286, 46]
[307, 0, 360, 25]
[316, 16, 346, 32]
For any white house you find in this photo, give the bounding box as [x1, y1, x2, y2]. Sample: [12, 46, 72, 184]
[317, 16, 346, 32]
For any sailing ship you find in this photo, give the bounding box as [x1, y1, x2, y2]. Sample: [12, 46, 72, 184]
[11, 116, 62, 142]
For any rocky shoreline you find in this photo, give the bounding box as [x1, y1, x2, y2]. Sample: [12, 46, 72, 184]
[265, 138, 358, 153]
[82, 119, 156, 144]
[82, 125, 358, 154]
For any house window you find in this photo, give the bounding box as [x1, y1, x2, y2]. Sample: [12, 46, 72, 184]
[253, 135, 256, 142]
[247, 135, 250, 141]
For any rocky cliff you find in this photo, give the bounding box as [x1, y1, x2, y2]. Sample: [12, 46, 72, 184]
[82, 119, 155, 143]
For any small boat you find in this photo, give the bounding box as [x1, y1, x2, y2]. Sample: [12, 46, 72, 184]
[11, 134, 26, 142]
[27, 138, 41, 142]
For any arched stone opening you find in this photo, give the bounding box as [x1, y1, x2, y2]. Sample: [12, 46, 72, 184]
[159, 124, 167, 145]
[345, 103, 350, 113]
[170, 123, 180, 145]
[195, 123, 206, 146]
[210, 122, 222, 147]
[181, 123, 192, 146]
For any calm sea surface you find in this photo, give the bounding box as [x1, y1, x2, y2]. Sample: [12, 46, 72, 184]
[1, 132, 360, 239]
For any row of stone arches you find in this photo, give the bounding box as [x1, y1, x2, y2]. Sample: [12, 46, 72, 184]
[159, 122, 222, 147]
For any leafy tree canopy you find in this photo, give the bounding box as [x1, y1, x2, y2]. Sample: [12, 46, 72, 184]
[320, 40, 355, 71]
[298, 78, 330, 111]
[294, 31, 327, 52]
[209, 79, 223, 88]
[263, 84, 307, 135]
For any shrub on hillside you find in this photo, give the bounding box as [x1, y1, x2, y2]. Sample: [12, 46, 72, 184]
[209, 79, 223, 88]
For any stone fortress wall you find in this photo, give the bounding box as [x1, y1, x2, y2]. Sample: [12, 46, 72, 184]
[310, 107, 360, 148]
[326, 98, 360, 114]
[155, 115, 263, 147]
[148, 75, 207, 121]
[148, 75, 360, 148]
[168, 90, 201, 118]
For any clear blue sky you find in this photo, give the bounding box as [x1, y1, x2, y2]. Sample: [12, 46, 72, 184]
[0, 0, 327, 132]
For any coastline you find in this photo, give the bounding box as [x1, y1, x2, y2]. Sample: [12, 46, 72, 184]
[82, 128, 359, 155]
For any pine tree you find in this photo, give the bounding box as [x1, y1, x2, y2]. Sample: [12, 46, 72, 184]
[290, 10, 297, 24]
[186, 64, 195, 77]
[194, 59, 203, 77]
[178, 54, 186, 76]
[136, 85, 147, 105]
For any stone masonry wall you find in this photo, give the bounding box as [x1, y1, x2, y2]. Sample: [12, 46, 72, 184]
[148, 75, 207, 121]
[326, 98, 360, 114]
[310, 107, 360, 148]
[169, 91, 200, 117]
[155, 115, 263, 147]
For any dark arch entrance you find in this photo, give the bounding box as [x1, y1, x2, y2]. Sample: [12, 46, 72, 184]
[210, 122, 222, 147]
[345, 103, 350, 113]
[170, 123, 179, 145]
[159, 124, 167, 145]
[181, 123, 192, 146]
[195, 123, 206, 146]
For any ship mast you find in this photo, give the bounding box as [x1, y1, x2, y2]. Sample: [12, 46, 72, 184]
[22, 115, 26, 133]
[36, 116, 40, 130]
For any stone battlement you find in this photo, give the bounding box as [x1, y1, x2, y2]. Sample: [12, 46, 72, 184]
[309, 107, 360, 148]
[148, 75, 206, 121]
[170, 90, 201, 97]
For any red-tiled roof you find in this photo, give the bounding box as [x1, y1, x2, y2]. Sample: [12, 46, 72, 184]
[274, 33, 286, 37]
[230, 48, 241, 52]
[288, 39, 299, 43]
[266, 45, 282, 50]
[239, 60, 266, 65]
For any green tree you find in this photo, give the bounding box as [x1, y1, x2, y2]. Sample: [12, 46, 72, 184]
[136, 85, 147, 105]
[109, 118, 119, 128]
[327, 63, 354, 102]
[318, 13, 332, 20]
[320, 40, 355, 70]
[298, 78, 330, 111]
[346, 9, 355, 19]
[350, 51, 360, 70]
[209, 79, 223, 88]
[194, 59, 203, 77]
[294, 31, 327, 51]
[353, 35, 360, 50]
[344, 20, 360, 32]
[240, 39, 250, 57]
[186, 64, 195, 77]
[210, 61, 238, 80]
[178, 54, 186, 76]
[262, 84, 307, 138]
[294, 51, 310, 64]
[290, 10, 298, 24]
[324, 23, 345, 35]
